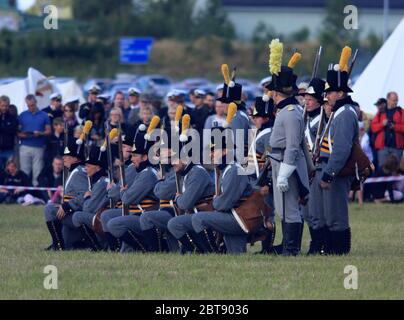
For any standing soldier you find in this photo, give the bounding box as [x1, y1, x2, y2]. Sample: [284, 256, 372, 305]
[43, 138, 88, 250]
[302, 78, 327, 255]
[216, 64, 250, 157]
[266, 39, 309, 256]
[72, 146, 110, 251]
[319, 47, 358, 255]
[250, 96, 277, 254]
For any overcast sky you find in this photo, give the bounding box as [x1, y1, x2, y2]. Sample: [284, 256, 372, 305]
[17, 0, 36, 11]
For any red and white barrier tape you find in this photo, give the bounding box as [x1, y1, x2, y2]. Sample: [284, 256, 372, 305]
[364, 176, 404, 184]
[0, 185, 59, 191]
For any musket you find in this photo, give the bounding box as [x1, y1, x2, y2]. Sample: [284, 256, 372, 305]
[105, 122, 114, 209]
[117, 122, 129, 216]
[312, 105, 326, 163]
[311, 46, 322, 81]
[348, 49, 359, 77]
[62, 121, 69, 196]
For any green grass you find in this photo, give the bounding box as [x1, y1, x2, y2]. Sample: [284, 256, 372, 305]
[0, 204, 403, 300]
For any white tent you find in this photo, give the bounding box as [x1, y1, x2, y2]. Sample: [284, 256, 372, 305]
[0, 68, 84, 114]
[352, 18, 404, 115]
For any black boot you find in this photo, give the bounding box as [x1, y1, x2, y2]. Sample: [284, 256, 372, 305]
[142, 228, 160, 252]
[178, 233, 197, 254]
[191, 229, 218, 253]
[256, 225, 276, 254]
[331, 228, 351, 255]
[119, 230, 147, 253]
[80, 225, 101, 252]
[45, 221, 65, 251]
[104, 232, 121, 252]
[323, 226, 333, 255]
[307, 227, 326, 255]
[282, 222, 303, 256]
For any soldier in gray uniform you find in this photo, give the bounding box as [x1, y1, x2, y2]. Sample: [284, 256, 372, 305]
[301, 78, 327, 255]
[167, 157, 215, 254]
[319, 65, 358, 255]
[267, 65, 310, 256]
[43, 139, 88, 250]
[100, 132, 137, 251]
[106, 132, 159, 252]
[72, 146, 110, 251]
[191, 128, 253, 254]
[250, 96, 277, 254]
[216, 74, 250, 155]
[138, 130, 179, 252]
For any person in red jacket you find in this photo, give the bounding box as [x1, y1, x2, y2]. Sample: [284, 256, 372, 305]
[371, 92, 404, 167]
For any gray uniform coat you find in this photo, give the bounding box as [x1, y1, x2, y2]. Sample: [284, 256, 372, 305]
[269, 97, 309, 223]
[320, 98, 358, 231]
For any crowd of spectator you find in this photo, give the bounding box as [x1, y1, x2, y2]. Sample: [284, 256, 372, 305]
[0, 84, 403, 206]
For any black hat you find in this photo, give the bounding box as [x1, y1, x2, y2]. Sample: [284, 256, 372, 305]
[132, 131, 154, 155]
[64, 138, 85, 161]
[85, 146, 108, 169]
[324, 68, 353, 93]
[266, 66, 298, 95]
[252, 96, 275, 118]
[374, 98, 387, 106]
[304, 78, 326, 103]
[216, 82, 242, 103]
[122, 129, 135, 147]
[210, 126, 234, 151]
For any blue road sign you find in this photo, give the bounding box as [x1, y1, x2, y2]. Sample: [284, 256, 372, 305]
[120, 37, 154, 64]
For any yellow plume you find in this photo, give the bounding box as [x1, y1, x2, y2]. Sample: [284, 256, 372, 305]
[101, 128, 120, 151]
[226, 103, 237, 127]
[109, 128, 119, 140]
[339, 46, 352, 72]
[175, 105, 184, 123]
[269, 39, 283, 75]
[221, 64, 230, 85]
[147, 116, 160, 136]
[181, 114, 191, 134]
[288, 52, 302, 69]
[78, 120, 93, 143]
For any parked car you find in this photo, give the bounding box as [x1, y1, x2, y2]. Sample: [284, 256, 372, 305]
[134, 75, 172, 98]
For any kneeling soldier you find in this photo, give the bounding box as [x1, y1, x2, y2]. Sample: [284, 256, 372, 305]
[72, 146, 110, 251]
[191, 127, 253, 254]
[106, 125, 159, 252]
[43, 138, 88, 250]
[166, 147, 215, 254]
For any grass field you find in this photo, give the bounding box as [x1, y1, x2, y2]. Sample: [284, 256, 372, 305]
[0, 203, 403, 300]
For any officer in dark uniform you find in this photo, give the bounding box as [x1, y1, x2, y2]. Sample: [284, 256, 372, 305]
[42, 93, 63, 125]
[79, 84, 101, 121]
[72, 146, 110, 251]
[319, 60, 358, 255]
[43, 138, 88, 250]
